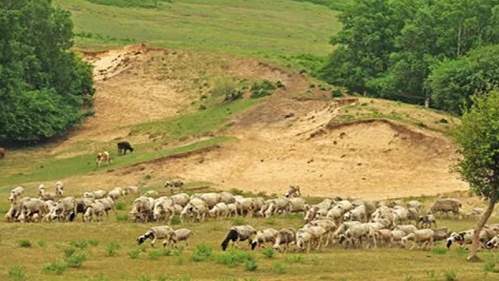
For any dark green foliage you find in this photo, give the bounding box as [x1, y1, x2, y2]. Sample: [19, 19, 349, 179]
[170, 216, 181, 225]
[65, 252, 86, 268]
[189, 244, 212, 262]
[250, 80, 277, 99]
[214, 248, 254, 268]
[18, 239, 32, 248]
[42, 261, 67, 275]
[321, 0, 499, 112]
[0, 0, 94, 142]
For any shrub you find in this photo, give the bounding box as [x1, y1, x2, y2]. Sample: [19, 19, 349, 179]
[170, 216, 181, 225]
[245, 259, 258, 271]
[69, 240, 88, 249]
[66, 252, 87, 268]
[484, 261, 499, 273]
[250, 80, 276, 99]
[261, 248, 275, 258]
[88, 239, 99, 247]
[63, 247, 76, 258]
[284, 255, 303, 263]
[444, 269, 457, 281]
[190, 244, 212, 262]
[105, 242, 121, 256]
[115, 202, 126, 210]
[128, 250, 140, 259]
[43, 261, 67, 275]
[273, 263, 286, 274]
[148, 250, 161, 260]
[331, 89, 343, 98]
[8, 265, 26, 280]
[18, 239, 31, 248]
[38, 239, 46, 247]
[214, 248, 253, 268]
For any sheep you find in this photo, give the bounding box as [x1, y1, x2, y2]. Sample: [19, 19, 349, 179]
[218, 192, 236, 204]
[433, 227, 451, 242]
[38, 184, 56, 201]
[390, 229, 407, 248]
[74, 197, 95, 221]
[137, 225, 175, 247]
[208, 202, 229, 220]
[83, 190, 107, 199]
[418, 213, 437, 229]
[447, 226, 499, 249]
[467, 207, 484, 217]
[129, 196, 154, 222]
[9, 186, 25, 202]
[338, 223, 376, 249]
[485, 235, 499, 249]
[124, 186, 140, 195]
[170, 228, 193, 248]
[430, 198, 462, 218]
[83, 201, 106, 222]
[325, 205, 345, 226]
[108, 187, 125, 200]
[164, 180, 184, 194]
[145, 190, 159, 196]
[221, 225, 257, 251]
[235, 197, 255, 217]
[96, 197, 116, 219]
[170, 193, 190, 207]
[288, 197, 308, 214]
[55, 181, 64, 197]
[394, 224, 418, 236]
[272, 227, 296, 253]
[343, 204, 367, 223]
[181, 198, 208, 222]
[227, 203, 238, 218]
[391, 206, 409, 226]
[306, 218, 337, 246]
[152, 197, 174, 222]
[298, 225, 328, 251]
[19, 198, 50, 223]
[250, 228, 278, 250]
[49, 196, 77, 222]
[406, 200, 422, 211]
[193, 193, 222, 209]
[284, 185, 301, 198]
[374, 229, 393, 247]
[401, 229, 434, 250]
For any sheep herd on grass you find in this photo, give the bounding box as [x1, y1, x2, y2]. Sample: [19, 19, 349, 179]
[5, 183, 499, 254]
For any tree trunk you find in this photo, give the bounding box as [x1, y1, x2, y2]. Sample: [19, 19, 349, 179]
[467, 197, 496, 262]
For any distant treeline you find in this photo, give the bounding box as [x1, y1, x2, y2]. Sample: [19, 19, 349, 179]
[317, 0, 499, 115]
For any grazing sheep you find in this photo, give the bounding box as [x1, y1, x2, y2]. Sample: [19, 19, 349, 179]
[394, 224, 418, 236]
[83, 190, 107, 199]
[447, 226, 499, 249]
[208, 202, 229, 220]
[164, 180, 184, 194]
[430, 198, 462, 218]
[272, 227, 296, 253]
[288, 197, 308, 214]
[306, 218, 337, 247]
[129, 196, 155, 222]
[390, 229, 407, 248]
[338, 223, 376, 249]
[170, 193, 190, 207]
[433, 227, 451, 242]
[374, 229, 393, 247]
[467, 208, 484, 217]
[227, 203, 238, 218]
[83, 201, 106, 222]
[235, 197, 255, 217]
[108, 187, 125, 200]
[250, 228, 278, 250]
[221, 225, 257, 251]
[285, 185, 301, 198]
[391, 206, 409, 226]
[19, 198, 50, 223]
[124, 186, 140, 195]
[74, 197, 95, 221]
[299, 225, 328, 251]
[170, 228, 193, 248]
[401, 229, 434, 250]
[486, 235, 499, 249]
[192, 193, 222, 209]
[96, 151, 112, 167]
[9, 186, 24, 202]
[137, 225, 175, 247]
[49, 197, 77, 222]
[343, 204, 367, 223]
[96, 197, 116, 219]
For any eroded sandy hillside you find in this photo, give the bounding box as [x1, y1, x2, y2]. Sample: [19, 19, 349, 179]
[61, 44, 467, 200]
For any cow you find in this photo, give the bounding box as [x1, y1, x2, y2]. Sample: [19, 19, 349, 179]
[117, 141, 134, 155]
[96, 151, 112, 167]
[0, 147, 5, 158]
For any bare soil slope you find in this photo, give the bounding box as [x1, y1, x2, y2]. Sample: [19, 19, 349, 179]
[63, 45, 467, 200]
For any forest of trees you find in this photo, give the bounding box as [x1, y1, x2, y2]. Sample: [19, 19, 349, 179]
[319, 0, 499, 115]
[0, 0, 94, 143]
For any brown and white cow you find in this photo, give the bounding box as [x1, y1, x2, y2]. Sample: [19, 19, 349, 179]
[96, 151, 112, 167]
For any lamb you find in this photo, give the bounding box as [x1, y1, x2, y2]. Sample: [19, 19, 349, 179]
[137, 225, 176, 247]
[284, 185, 301, 198]
[298, 225, 328, 251]
[19, 198, 50, 223]
[250, 228, 278, 250]
[401, 229, 434, 250]
[430, 198, 462, 218]
[170, 228, 193, 248]
[49, 196, 77, 222]
[272, 227, 296, 253]
[221, 225, 257, 251]
[9, 186, 24, 202]
[374, 229, 393, 247]
[83, 201, 106, 222]
[129, 196, 155, 222]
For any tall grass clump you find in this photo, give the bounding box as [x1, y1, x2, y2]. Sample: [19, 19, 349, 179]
[170, 216, 181, 225]
[273, 263, 286, 274]
[88, 239, 99, 247]
[484, 261, 499, 273]
[444, 269, 458, 281]
[128, 250, 140, 259]
[37, 239, 46, 247]
[43, 260, 67, 275]
[431, 246, 447, 255]
[69, 240, 88, 249]
[115, 202, 126, 210]
[18, 239, 31, 248]
[105, 242, 121, 256]
[261, 248, 275, 258]
[214, 248, 254, 268]
[66, 252, 87, 268]
[190, 243, 212, 262]
[8, 265, 26, 280]
[245, 259, 258, 271]
[232, 217, 245, 226]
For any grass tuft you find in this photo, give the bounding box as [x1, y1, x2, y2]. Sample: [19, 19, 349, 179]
[8, 265, 26, 280]
[18, 239, 31, 248]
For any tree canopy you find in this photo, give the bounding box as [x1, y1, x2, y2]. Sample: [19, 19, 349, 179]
[0, 0, 94, 142]
[320, 0, 499, 113]
[454, 89, 499, 260]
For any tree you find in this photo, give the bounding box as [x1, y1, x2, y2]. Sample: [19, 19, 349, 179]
[0, 0, 94, 142]
[454, 89, 499, 261]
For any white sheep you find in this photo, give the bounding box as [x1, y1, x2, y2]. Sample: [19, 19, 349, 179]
[170, 228, 193, 248]
[250, 228, 278, 250]
[55, 181, 64, 197]
[208, 202, 229, 220]
[272, 227, 296, 253]
[137, 225, 176, 247]
[9, 186, 24, 202]
[221, 225, 257, 251]
[401, 229, 434, 250]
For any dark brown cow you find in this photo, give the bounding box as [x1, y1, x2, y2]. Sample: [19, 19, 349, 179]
[0, 147, 5, 158]
[117, 141, 134, 155]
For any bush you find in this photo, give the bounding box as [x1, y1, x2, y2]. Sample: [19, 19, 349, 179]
[148, 250, 161, 260]
[170, 216, 182, 225]
[128, 250, 140, 259]
[105, 242, 121, 256]
[273, 263, 286, 274]
[331, 89, 343, 98]
[245, 259, 258, 271]
[444, 269, 457, 281]
[43, 261, 67, 275]
[88, 239, 99, 247]
[190, 244, 212, 262]
[250, 80, 276, 99]
[214, 248, 254, 268]
[115, 202, 126, 210]
[18, 239, 32, 248]
[66, 252, 87, 268]
[261, 248, 275, 259]
[38, 239, 46, 247]
[8, 265, 26, 280]
[63, 247, 76, 258]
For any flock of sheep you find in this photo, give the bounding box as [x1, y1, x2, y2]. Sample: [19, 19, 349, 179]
[5, 182, 499, 254]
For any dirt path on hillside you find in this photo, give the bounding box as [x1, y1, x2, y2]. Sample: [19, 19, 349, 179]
[56, 45, 468, 201]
